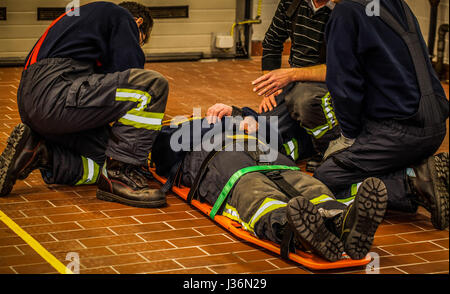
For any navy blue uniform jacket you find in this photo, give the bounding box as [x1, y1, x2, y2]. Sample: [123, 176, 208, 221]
[325, 0, 446, 138]
[24, 1, 145, 74]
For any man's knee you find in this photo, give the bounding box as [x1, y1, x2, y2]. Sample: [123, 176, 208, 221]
[128, 69, 169, 99]
[285, 82, 328, 123]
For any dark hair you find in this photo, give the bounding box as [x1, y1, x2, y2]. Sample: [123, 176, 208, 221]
[118, 2, 153, 44]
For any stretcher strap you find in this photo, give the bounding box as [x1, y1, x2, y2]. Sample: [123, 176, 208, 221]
[210, 165, 300, 219]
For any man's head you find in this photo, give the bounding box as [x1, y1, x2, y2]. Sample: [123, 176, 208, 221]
[118, 2, 153, 46]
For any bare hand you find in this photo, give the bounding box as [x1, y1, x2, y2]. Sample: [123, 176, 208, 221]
[252, 68, 294, 97]
[239, 116, 259, 134]
[206, 103, 232, 124]
[258, 94, 279, 113]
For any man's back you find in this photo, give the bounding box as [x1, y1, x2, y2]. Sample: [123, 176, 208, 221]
[24, 1, 144, 73]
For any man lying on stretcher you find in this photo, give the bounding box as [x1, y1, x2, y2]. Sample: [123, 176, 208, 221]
[150, 104, 388, 262]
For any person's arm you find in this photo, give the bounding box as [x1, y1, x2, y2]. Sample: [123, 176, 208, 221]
[261, 0, 290, 71]
[253, 64, 327, 97]
[325, 3, 365, 139]
[108, 7, 146, 72]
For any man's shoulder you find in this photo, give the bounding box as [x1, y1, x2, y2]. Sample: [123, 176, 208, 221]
[83, 1, 131, 18]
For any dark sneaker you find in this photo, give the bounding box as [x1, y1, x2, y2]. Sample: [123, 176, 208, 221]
[286, 196, 344, 262]
[335, 177, 388, 260]
[0, 123, 50, 197]
[409, 152, 449, 230]
[96, 158, 166, 208]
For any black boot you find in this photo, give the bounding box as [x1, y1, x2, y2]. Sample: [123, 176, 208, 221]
[0, 123, 51, 197]
[96, 158, 166, 208]
[330, 177, 388, 260]
[408, 152, 449, 230]
[286, 196, 344, 262]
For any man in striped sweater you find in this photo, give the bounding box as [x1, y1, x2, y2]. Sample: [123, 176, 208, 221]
[252, 0, 339, 169]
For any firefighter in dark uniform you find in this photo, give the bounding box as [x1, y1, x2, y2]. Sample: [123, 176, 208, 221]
[0, 2, 169, 208]
[315, 0, 449, 230]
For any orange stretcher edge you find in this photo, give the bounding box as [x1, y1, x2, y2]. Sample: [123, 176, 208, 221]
[149, 168, 372, 271]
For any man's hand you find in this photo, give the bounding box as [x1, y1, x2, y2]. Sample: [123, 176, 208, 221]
[258, 94, 278, 113]
[239, 116, 259, 134]
[206, 103, 232, 124]
[252, 68, 295, 97]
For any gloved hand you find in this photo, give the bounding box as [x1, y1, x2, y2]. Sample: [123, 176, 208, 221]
[323, 134, 356, 161]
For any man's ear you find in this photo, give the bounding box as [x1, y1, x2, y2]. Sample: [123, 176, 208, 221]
[135, 17, 144, 27]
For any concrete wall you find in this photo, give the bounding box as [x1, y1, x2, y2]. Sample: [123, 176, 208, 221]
[0, 0, 237, 60]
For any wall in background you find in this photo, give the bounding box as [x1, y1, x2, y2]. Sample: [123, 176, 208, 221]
[0, 0, 237, 61]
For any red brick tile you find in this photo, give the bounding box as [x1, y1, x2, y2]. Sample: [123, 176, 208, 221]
[108, 240, 174, 255]
[195, 225, 228, 236]
[77, 217, 140, 229]
[166, 218, 215, 229]
[0, 246, 23, 257]
[134, 211, 198, 223]
[0, 253, 46, 267]
[379, 254, 426, 267]
[113, 260, 182, 274]
[0, 266, 16, 274]
[13, 263, 58, 274]
[22, 206, 84, 217]
[0, 200, 54, 211]
[13, 216, 51, 227]
[169, 235, 234, 248]
[200, 242, 257, 255]
[18, 240, 85, 255]
[79, 234, 144, 247]
[47, 212, 107, 223]
[375, 224, 424, 237]
[109, 222, 172, 235]
[81, 254, 146, 268]
[433, 239, 449, 249]
[177, 253, 243, 268]
[51, 227, 115, 241]
[416, 250, 449, 262]
[400, 230, 449, 242]
[80, 267, 118, 274]
[20, 222, 83, 235]
[372, 235, 410, 246]
[139, 228, 202, 242]
[381, 242, 443, 255]
[235, 250, 277, 262]
[210, 260, 277, 274]
[151, 267, 215, 274]
[103, 207, 163, 217]
[141, 247, 207, 262]
[398, 261, 449, 274]
[258, 267, 310, 274]
[0, 236, 26, 246]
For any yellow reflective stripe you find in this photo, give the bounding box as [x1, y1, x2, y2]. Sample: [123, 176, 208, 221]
[126, 110, 164, 119]
[118, 117, 163, 130]
[309, 194, 334, 205]
[0, 210, 73, 274]
[75, 157, 100, 185]
[116, 88, 152, 109]
[222, 203, 252, 233]
[303, 92, 338, 139]
[248, 198, 287, 230]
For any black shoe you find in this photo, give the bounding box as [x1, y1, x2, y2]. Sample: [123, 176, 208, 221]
[286, 196, 344, 262]
[96, 158, 166, 208]
[0, 123, 50, 197]
[409, 152, 449, 230]
[334, 177, 388, 260]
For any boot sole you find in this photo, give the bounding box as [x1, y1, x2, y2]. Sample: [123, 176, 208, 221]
[0, 123, 32, 197]
[287, 197, 344, 262]
[96, 189, 166, 208]
[344, 177, 388, 260]
[430, 152, 449, 230]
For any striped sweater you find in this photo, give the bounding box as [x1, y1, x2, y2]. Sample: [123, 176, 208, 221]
[262, 0, 334, 71]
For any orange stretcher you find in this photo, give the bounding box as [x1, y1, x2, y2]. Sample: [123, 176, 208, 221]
[149, 168, 372, 271]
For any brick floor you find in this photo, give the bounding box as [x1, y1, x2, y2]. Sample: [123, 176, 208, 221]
[0, 57, 448, 275]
